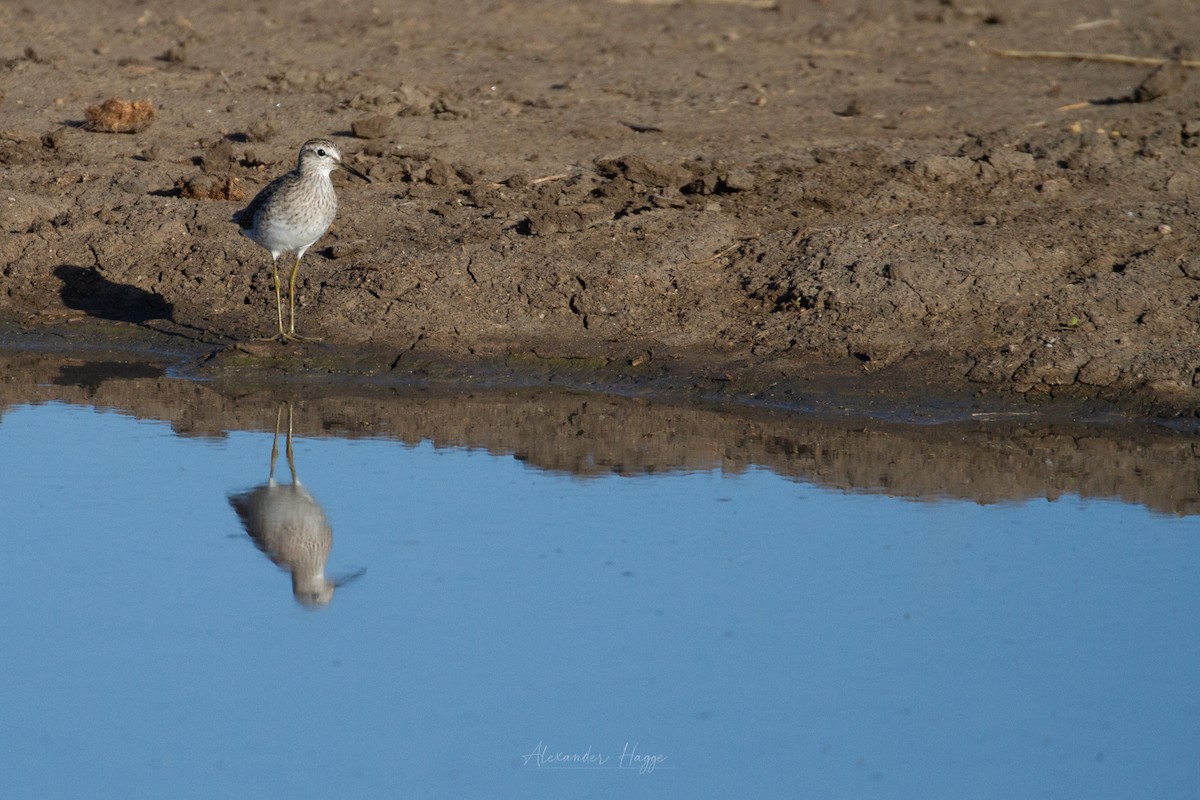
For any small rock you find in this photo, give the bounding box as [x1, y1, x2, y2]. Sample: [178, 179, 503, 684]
[200, 140, 237, 173]
[424, 158, 460, 187]
[682, 172, 721, 196]
[327, 240, 364, 259]
[722, 167, 755, 192]
[1166, 171, 1200, 197]
[595, 155, 690, 189]
[176, 174, 244, 201]
[1133, 59, 1186, 103]
[916, 154, 976, 184]
[834, 98, 865, 117]
[523, 205, 610, 236]
[245, 121, 278, 143]
[159, 42, 187, 63]
[41, 128, 70, 150]
[396, 83, 438, 116]
[985, 149, 1035, 173]
[1036, 178, 1070, 195]
[117, 174, 151, 195]
[1182, 121, 1200, 147]
[1179, 260, 1200, 280]
[351, 115, 392, 139]
[649, 191, 686, 209]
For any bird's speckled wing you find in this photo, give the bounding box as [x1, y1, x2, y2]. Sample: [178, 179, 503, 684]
[231, 173, 290, 230]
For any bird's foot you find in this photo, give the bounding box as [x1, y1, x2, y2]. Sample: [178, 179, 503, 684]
[287, 332, 323, 343]
[253, 332, 291, 343]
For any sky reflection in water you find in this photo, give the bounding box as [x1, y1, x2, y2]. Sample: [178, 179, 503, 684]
[1, 401, 1197, 799]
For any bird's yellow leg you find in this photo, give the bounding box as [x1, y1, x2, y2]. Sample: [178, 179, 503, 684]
[275, 261, 286, 336]
[268, 403, 283, 481]
[253, 259, 289, 342]
[287, 255, 322, 342]
[284, 402, 300, 484]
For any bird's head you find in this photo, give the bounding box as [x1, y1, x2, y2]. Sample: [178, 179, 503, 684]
[298, 138, 371, 183]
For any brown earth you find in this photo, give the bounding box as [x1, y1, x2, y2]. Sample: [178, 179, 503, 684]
[5, 347, 1200, 516]
[3, 0, 1200, 414]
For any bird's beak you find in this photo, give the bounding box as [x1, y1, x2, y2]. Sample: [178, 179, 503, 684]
[337, 160, 372, 183]
[332, 567, 367, 588]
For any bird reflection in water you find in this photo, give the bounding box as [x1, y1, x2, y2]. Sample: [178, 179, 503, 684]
[229, 403, 365, 607]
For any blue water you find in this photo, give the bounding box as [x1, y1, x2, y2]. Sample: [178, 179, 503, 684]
[1, 401, 1197, 799]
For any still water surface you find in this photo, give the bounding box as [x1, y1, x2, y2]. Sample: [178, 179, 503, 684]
[1, 391, 1197, 799]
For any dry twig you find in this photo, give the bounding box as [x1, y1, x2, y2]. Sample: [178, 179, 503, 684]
[529, 173, 572, 185]
[611, 0, 777, 7]
[989, 48, 1200, 69]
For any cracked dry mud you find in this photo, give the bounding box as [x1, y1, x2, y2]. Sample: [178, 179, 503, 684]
[3, 0, 1200, 414]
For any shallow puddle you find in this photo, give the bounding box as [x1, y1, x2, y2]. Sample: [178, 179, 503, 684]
[2, 353, 1198, 798]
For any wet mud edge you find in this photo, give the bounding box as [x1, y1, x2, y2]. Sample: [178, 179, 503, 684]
[1, 315, 1191, 426]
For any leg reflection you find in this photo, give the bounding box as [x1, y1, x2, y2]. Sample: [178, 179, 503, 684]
[229, 402, 365, 607]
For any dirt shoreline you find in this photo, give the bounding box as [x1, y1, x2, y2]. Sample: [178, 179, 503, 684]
[0, 315, 1182, 429]
[3, 0, 1200, 416]
[4, 340, 1199, 516]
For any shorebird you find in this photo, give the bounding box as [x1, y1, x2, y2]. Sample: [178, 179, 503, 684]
[232, 138, 370, 342]
[229, 403, 365, 607]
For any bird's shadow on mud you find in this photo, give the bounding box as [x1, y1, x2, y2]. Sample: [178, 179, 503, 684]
[54, 265, 174, 324]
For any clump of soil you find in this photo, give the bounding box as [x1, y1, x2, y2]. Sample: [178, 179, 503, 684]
[82, 98, 156, 133]
[176, 175, 245, 201]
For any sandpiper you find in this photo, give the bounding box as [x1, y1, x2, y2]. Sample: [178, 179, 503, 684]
[232, 138, 370, 342]
[229, 403, 365, 607]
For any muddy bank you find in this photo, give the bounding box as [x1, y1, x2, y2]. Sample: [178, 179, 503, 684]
[3, 346, 1199, 516]
[3, 0, 1200, 411]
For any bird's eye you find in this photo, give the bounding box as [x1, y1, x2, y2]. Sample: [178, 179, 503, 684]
[316, 148, 327, 157]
